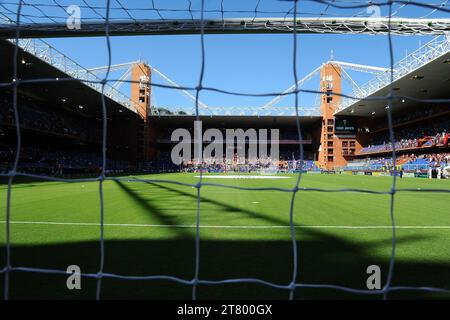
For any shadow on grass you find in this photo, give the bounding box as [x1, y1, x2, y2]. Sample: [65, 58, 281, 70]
[114, 180, 192, 238]
[1, 233, 448, 299]
[146, 181, 293, 225]
[0, 180, 448, 299]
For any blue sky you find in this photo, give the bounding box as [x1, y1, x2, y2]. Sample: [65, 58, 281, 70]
[44, 33, 433, 111]
[2, 0, 447, 112]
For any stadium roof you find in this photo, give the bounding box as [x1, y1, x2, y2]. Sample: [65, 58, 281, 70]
[0, 39, 140, 120]
[336, 36, 450, 118]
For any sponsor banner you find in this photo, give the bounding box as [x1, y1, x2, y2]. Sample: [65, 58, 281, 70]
[403, 172, 415, 178]
[372, 172, 381, 176]
[364, 171, 373, 176]
[414, 172, 428, 178]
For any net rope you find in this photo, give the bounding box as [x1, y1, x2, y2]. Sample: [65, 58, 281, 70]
[1, 0, 450, 300]
[1, 0, 449, 24]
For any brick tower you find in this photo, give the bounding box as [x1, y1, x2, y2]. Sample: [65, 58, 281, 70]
[318, 63, 345, 170]
[318, 63, 362, 170]
[130, 63, 154, 161]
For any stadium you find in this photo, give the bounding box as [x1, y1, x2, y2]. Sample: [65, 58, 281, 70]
[0, 0, 450, 301]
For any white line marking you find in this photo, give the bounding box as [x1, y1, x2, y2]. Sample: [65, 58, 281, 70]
[1, 221, 450, 229]
[194, 175, 291, 179]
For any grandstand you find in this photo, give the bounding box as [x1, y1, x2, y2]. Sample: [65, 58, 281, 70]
[1, 35, 448, 177]
[0, 0, 450, 302]
[0, 39, 143, 175]
[334, 35, 450, 177]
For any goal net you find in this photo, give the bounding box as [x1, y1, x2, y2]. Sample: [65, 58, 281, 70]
[1, 0, 450, 300]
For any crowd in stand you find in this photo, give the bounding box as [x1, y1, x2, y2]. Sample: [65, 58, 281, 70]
[181, 155, 319, 173]
[361, 117, 450, 154]
[0, 94, 101, 143]
[404, 153, 450, 165]
[2, 89, 448, 177]
[0, 145, 135, 175]
[371, 107, 447, 132]
[0, 94, 135, 175]
[344, 158, 393, 172]
[402, 153, 450, 171]
[345, 152, 450, 177]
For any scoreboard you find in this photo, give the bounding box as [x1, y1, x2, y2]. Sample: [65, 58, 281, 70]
[334, 117, 357, 136]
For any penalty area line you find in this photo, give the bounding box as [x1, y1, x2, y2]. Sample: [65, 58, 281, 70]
[1, 221, 450, 229]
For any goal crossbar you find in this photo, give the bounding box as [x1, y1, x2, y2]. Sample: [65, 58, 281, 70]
[1, 17, 450, 39]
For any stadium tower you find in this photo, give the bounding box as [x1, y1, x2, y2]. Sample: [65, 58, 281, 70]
[318, 63, 358, 169]
[130, 63, 154, 161]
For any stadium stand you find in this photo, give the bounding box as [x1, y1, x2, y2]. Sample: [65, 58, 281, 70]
[360, 116, 450, 155]
[0, 39, 143, 176]
[0, 29, 449, 178]
[344, 152, 450, 177]
[180, 157, 320, 173]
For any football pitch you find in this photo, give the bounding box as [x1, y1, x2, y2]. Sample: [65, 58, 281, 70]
[0, 173, 449, 299]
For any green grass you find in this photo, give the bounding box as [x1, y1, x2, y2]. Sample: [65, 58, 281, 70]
[0, 173, 449, 299]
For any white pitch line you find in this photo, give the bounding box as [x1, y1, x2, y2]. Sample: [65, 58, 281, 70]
[1, 221, 450, 229]
[194, 175, 291, 179]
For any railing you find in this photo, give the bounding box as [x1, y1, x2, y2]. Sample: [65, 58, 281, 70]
[10, 38, 141, 114]
[151, 105, 322, 116]
[337, 34, 450, 113]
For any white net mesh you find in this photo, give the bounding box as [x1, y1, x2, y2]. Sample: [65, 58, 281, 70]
[1, 0, 450, 300]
